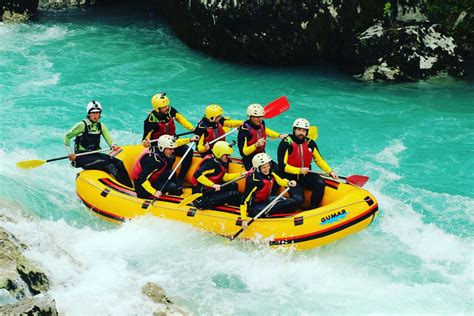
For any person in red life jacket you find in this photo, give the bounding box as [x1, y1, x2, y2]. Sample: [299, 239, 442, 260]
[142, 92, 195, 188]
[190, 141, 249, 210]
[277, 118, 338, 209]
[237, 103, 287, 171]
[194, 104, 243, 157]
[132, 134, 199, 199]
[65, 101, 132, 187]
[240, 153, 297, 227]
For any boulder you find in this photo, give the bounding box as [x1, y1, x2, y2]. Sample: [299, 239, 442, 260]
[354, 21, 464, 81]
[1, 0, 39, 21]
[0, 226, 54, 314]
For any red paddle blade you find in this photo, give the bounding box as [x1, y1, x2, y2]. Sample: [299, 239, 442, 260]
[345, 175, 369, 187]
[264, 96, 290, 118]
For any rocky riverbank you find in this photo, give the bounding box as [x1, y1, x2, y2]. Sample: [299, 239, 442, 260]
[0, 219, 187, 314]
[1, 0, 472, 81]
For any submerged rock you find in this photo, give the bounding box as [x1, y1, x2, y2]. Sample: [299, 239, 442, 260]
[0, 296, 58, 315]
[142, 282, 188, 315]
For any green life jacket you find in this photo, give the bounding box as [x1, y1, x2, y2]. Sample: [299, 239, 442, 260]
[74, 119, 102, 153]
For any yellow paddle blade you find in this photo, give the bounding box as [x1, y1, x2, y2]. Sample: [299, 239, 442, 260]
[308, 126, 318, 141]
[16, 159, 46, 169]
[178, 193, 202, 207]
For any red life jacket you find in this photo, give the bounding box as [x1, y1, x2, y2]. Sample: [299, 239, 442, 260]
[130, 149, 167, 183]
[150, 113, 176, 140]
[190, 155, 226, 187]
[254, 175, 275, 203]
[244, 121, 266, 154]
[204, 121, 225, 145]
[287, 141, 313, 168]
[131, 148, 150, 180]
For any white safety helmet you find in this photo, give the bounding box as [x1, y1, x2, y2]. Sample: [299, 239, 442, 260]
[247, 103, 265, 117]
[252, 153, 272, 170]
[86, 100, 102, 114]
[157, 135, 177, 152]
[292, 118, 310, 130]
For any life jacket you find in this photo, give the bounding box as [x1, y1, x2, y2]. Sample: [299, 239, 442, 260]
[244, 121, 266, 154]
[74, 120, 102, 153]
[150, 111, 176, 140]
[203, 120, 225, 145]
[287, 139, 313, 168]
[190, 155, 226, 187]
[130, 149, 167, 183]
[253, 173, 275, 203]
[130, 148, 150, 180]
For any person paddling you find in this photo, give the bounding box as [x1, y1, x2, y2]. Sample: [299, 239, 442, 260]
[190, 141, 248, 209]
[142, 92, 195, 189]
[240, 153, 297, 228]
[64, 100, 132, 187]
[277, 118, 338, 209]
[237, 103, 287, 170]
[194, 104, 243, 157]
[131, 134, 199, 199]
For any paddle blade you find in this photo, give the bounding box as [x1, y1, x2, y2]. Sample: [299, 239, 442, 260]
[264, 96, 289, 118]
[178, 193, 202, 207]
[308, 126, 318, 141]
[345, 175, 369, 187]
[16, 159, 46, 169]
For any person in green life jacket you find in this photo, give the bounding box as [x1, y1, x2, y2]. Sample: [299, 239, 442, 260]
[277, 118, 338, 209]
[64, 100, 132, 187]
[142, 92, 195, 189]
[194, 104, 243, 157]
[240, 153, 297, 229]
[237, 103, 287, 171]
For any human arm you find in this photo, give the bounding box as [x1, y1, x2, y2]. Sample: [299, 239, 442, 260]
[310, 141, 332, 175]
[64, 121, 86, 159]
[277, 139, 303, 175]
[175, 112, 194, 131]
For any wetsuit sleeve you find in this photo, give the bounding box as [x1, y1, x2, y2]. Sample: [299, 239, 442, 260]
[272, 172, 290, 187]
[238, 126, 258, 156]
[240, 185, 257, 219]
[311, 141, 332, 174]
[175, 112, 194, 131]
[194, 160, 217, 187]
[277, 139, 301, 175]
[64, 121, 86, 154]
[136, 157, 166, 195]
[223, 172, 241, 182]
[193, 122, 208, 154]
[100, 123, 114, 148]
[142, 113, 155, 141]
[222, 117, 243, 128]
[265, 127, 281, 138]
[176, 138, 191, 147]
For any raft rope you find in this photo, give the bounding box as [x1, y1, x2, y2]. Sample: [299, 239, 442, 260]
[77, 176, 371, 223]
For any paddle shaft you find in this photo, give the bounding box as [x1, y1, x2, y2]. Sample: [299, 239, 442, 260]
[158, 144, 194, 192]
[230, 187, 290, 241]
[47, 148, 111, 163]
[209, 128, 238, 145]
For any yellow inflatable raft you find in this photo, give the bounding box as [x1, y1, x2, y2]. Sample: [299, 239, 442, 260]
[76, 145, 378, 250]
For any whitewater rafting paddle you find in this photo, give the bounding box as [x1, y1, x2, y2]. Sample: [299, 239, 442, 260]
[16, 148, 112, 170]
[308, 170, 369, 187]
[263, 96, 290, 118]
[230, 187, 290, 241]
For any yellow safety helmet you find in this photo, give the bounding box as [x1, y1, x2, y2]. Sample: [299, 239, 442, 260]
[151, 93, 170, 111]
[212, 141, 234, 159]
[205, 104, 223, 122]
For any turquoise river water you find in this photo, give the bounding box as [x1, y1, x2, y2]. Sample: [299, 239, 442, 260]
[1, 7, 473, 315]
